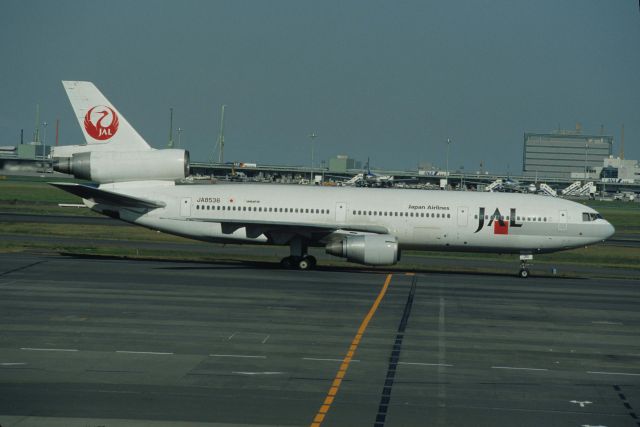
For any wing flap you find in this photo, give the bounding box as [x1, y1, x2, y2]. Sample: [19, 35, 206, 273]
[50, 182, 165, 209]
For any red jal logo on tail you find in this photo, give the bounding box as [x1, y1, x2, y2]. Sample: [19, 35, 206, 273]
[84, 106, 119, 140]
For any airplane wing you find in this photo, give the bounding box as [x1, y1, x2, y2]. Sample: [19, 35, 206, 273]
[160, 215, 389, 242]
[50, 182, 166, 209]
[181, 216, 388, 233]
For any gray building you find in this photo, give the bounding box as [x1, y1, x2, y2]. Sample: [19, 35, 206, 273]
[523, 131, 613, 178]
[328, 155, 362, 173]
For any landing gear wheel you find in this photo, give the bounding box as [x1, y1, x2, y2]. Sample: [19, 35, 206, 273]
[280, 256, 293, 269]
[518, 268, 530, 279]
[305, 255, 317, 269]
[297, 257, 311, 270]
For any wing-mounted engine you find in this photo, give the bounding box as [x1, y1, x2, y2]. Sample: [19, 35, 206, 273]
[325, 234, 400, 265]
[53, 149, 189, 183]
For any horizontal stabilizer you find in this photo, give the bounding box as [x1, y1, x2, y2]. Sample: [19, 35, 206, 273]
[50, 182, 165, 209]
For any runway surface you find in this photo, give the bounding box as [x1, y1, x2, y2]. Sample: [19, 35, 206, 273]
[0, 253, 639, 427]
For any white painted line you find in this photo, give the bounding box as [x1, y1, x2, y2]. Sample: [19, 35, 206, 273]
[232, 371, 283, 375]
[302, 357, 361, 363]
[262, 334, 270, 344]
[1, 362, 26, 366]
[210, 354, 266, 359]
[492, 366, 548, 371]
[399, 362, 453, 367]
[570, 400, 592, 408]
[587, 371, 640, 377]
[115, 351, 174, 355]
[591, 321, 623, 325]
[20, 347, 78, 352]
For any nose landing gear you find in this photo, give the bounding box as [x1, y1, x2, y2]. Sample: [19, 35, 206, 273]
[518, 254, 533, 278]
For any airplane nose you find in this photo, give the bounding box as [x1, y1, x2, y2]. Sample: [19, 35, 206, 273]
[603, 221, 615, 240]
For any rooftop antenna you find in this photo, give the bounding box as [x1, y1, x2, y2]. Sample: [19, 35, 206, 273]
[167, 108, 174, 148]
[620, 123, 625, 160]
[214, 105, 226, 163]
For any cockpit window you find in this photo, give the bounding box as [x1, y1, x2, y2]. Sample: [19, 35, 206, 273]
[582, 212, 602, 221]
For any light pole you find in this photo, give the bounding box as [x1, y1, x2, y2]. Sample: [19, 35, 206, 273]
[168, 108, 174, 148]
[309, 132, 318, 183]
[42, 121, 48, 169]
[445, 138, 452, 188]
[584, 141, 589, 181]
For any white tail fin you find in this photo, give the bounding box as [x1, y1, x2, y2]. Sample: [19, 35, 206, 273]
[62, 81, 151, 151]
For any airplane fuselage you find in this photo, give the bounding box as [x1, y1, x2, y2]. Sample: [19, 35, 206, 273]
[92, 182, 614, 256]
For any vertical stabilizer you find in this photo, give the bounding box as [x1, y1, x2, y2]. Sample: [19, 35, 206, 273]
[62, 81, 151, 151]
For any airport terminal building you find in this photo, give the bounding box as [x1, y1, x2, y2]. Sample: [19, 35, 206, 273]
[523, 131, 613, 178]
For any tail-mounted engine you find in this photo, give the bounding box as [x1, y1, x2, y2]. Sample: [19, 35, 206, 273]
[325, 234, 400, 266]
[53, 149, 189, 183]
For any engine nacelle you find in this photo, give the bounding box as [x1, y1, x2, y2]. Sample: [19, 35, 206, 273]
[325, 234, 400, 266]
[53, 149, 189, 183]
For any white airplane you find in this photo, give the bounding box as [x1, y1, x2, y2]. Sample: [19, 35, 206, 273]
[343, 159, 394, 187]
[51, 81, 615, 278]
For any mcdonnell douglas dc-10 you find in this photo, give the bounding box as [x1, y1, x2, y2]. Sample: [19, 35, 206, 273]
[51, 81, 614, 277]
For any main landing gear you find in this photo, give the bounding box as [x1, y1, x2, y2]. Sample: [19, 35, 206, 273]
[280, 255, 317, 270]
[280, 237, 317, 270]
[518, 254, 533, 278]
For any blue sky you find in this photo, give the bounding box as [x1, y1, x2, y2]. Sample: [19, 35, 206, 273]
[1, 0, 638, 173]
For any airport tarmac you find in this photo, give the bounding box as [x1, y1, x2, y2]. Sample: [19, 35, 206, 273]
[0, 253, 639, 427]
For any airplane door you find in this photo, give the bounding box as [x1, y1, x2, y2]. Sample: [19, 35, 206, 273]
[180, 197, 192, 217]
[558, 210, 567, 231]
[335, 202, 347, 222]
[457, 206, 468, 227]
